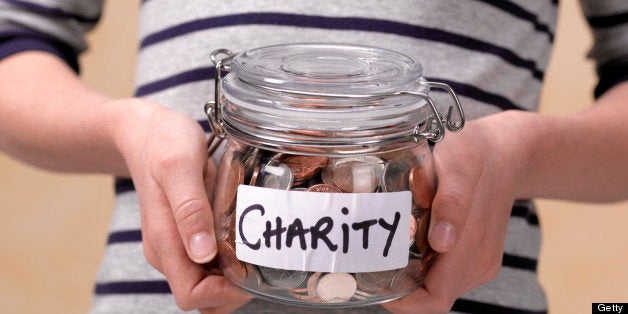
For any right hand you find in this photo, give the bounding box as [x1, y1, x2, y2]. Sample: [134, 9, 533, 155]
[111, 98, 252, 312]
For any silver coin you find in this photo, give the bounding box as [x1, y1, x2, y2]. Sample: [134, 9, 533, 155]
[316, 273, 357, 303]
[355, 269, 397, 294]
[382, 160, 411, 192]
[390, 259, 422, 293]
[258, 266, 308, 289]
[321, 165, 335, 187]
[242, 263, 263, 290]
[351, 156, 385, 182]
[259, 161, 294, 190]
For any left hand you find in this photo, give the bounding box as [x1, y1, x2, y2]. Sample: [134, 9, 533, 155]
[382, 110, 536, 313]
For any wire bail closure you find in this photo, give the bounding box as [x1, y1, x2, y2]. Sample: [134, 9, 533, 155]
[206, 49, 236, 139]
[205, 49, 237, 156]
[204, 47, 465, 154]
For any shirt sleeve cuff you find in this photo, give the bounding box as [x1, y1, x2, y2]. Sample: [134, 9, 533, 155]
[594, 55, 628, 98]
[0, 36, 80, 73]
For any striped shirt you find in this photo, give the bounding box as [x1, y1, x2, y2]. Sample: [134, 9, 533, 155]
[1, 0, 627, 313]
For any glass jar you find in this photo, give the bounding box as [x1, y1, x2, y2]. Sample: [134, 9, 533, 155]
[205, 43, 464, 307]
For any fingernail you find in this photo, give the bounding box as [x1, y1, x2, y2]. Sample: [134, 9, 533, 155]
[431, 222, 456, 251]
[190, 232, 216, 263]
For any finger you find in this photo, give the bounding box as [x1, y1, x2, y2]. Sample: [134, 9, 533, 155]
[381, 253, 462, 314]
[382, 256, 459, 314]
[155, 149, 217, 264]
[158, 215, 252, 311]
[142, 188, 252, 311]
[429, 145, 482, 252]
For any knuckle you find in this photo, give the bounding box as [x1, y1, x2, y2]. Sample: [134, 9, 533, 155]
[171, 284, 203, 312]
[155, 151, 181, 170]
[173, 198, 210, 233]
[472, 250, 502, 286]
[154, 151, 191, 175]
[437, 189, 468, 214]
[173, 293, 196, 312]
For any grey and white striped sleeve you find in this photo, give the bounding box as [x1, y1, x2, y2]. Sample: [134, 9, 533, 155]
[0, 0, 104, 72]
[579, 0, 628, 98]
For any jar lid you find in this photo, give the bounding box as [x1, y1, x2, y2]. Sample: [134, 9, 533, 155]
[229, 43, 423, 96]
[209, 43, 462, 156]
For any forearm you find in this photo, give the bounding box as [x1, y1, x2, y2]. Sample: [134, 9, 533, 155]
[518, 81, 628, 202]
[0, 51, 130, 176]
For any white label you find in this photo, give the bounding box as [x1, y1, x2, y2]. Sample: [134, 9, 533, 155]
[235, 185, 411, 273]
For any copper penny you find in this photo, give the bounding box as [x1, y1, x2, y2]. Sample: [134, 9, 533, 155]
[249, 164, 260, 186]
[282, 155, 329, 181]
[213, 152, 245, 216]
[227, 212, 236, 247]
[409, 214, 417, 244]
[218, 241, 246, 284]
[408, 165, 435, 210]
[415, 212, 431, 255]
[307, 184, 342, 193]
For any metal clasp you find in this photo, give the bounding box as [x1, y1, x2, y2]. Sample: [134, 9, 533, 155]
[392, 91, 445, 143]
[426, 81, 465, 133]
[205, 49, 236, 156]
[205, 48, 236, 139]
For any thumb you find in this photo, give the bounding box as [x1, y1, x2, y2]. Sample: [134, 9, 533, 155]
[161, 155, 217, 264]
[428, 160, 480, 253]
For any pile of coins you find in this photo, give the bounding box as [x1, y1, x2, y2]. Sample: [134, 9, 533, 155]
[213, 141, 437, 305]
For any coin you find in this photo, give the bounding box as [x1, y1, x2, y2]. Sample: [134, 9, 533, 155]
[306, 184, 342, 193]
[214, 152, 245, 216]
[355, 270, 396, 294]
[259, 161, 294, 190]
[227, 154, 245, 191]
[354, 156, 385, 181]
[306, 272, 323, 301]
[415, 211, 431, 255]
[382, 160, 411, 192]
[390, 259, 422, 293]
[282, 155, 329, 181]
[409, 214, 417, 245]
[242, 148, 260, 171]
[226, 212, 236, 247]
[321, 165, 335, 187]
[218, 241, 247, 284]
[249, 164, 260, 186]
[243, 263, 262, 290]
[258, 266, 309, 289]
[333, 160, 379, 193]
[408, 165, 435, 210]
[316, 273, 357, 303]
